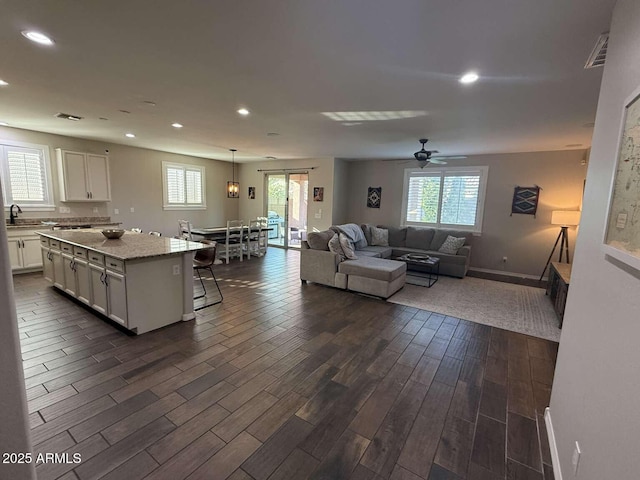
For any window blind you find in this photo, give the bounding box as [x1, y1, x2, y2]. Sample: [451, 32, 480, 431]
[162, 162, 205, 209]
[0, 144, 53, 207]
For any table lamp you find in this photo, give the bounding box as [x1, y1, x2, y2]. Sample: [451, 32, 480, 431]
[539, 210, 581, 281]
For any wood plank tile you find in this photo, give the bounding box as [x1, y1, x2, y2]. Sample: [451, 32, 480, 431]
[148, 403, 229, 464]
[218, 372, 277, 412]
[349, 363, 413, 440]
[426, 464, 463, 479]
[166, 380, 236, 426]
[296, 380, 348, 425]
[35, 433, 109, 480]
[98, 451, 159, 480]
[149, 361, 214, 397]
[246, 391, 308, 442]
[434, 356, 463, 387]
[480, 379, 508, 423]
[186, 431, 262, 480]
[409, 355, 440, 387]
[143, 431, 225, 480]
[433, 415, 475, 477]
[242, 416, 315, 480]
[360, 380, 428, 477]
[449, 381, 482, 423]
[176, 362, 239, 400]
[109, 365, 181, 403]
[397, 381, 455, 478]
[389, 464, 423, 479]
[508, 380, 536, 419]
[507, 413, 542, 472]
[69, 390, 159, 443]
[101, 392, 185, 445]
[397, 343, 427, 368]
[74, 417, 175, 480]
[425, 335, 450, 360]
[485, 356, 508, 386]
[506, 459, 543, 479]
[308, 429, 369, 480]
[471, 414, 506, 476]
[267, 448, 320, 480]
[28, 384, 77, 414]
[213, 391, 278, 442]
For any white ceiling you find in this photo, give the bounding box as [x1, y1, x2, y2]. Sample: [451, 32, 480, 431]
[0, 0, 615, 162]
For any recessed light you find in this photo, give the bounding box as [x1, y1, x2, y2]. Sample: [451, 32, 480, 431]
[237, 108, 250, 116]
[119, 110, 131, 114]
[125, 133, 136, 138]
[0, 80, 8, 86]
[99, 117, 109, 121]
[459, 72, 479, 84]
[21, 30, 54, 46]
[171, 123, 183, 128]
[266, 132, 280, 137]
[0, 122, 9, 126]
[142, 100, 157, 107]
[265, 156, 277, 160]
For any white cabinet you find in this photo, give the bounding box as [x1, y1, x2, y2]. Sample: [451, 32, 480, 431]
[41, 247, 54, 283]
[62, 253, 77, 297]
[106, 270, 127, 325]
[75, 258, 91, 305]
[51, 249, 65, 290]
[56, 149, 111, 202]
[8, 230, 44, 272]
[89, 264, 108, 316]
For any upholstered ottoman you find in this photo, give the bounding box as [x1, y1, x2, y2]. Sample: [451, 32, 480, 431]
[338, 257, 406, 299]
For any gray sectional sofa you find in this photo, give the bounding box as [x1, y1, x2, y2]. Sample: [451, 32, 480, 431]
[300, 223, 472, 298]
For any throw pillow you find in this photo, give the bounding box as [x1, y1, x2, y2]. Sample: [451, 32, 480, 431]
[438, 235, 466, 254]
[307, 230, 334, 250]
[328, 233, 346, 261]
[339, 233, 358, 259]
[370, 227, 389, 246]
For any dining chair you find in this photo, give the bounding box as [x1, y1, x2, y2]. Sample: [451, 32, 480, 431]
[290, 226, 301, 244]
[149, 231, 162, 236]
[178, 220, 193, 240]
[193, 240, 223, 304]
[131, 227, 142, 233]
[218, 220, 244, 264]
[257, 217, 268, 256]
[245, 219, 263, 259]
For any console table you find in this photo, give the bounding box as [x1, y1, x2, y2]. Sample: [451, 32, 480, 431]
[546, 262, 571, 327]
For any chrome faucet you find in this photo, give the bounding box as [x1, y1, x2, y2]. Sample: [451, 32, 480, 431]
[9, 204, 22, 224]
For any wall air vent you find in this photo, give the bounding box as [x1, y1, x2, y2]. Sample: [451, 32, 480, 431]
[55, 112, 83, 121]
[584, 33, 609, 69]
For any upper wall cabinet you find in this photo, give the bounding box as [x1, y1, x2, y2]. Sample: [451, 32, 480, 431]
[56, 149, 111, 202]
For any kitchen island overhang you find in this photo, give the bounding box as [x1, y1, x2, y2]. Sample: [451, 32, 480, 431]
[37, 229, 209, 334]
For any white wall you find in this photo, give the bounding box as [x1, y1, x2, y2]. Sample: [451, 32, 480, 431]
[0, 127, 238, 235]
[549, 1, 640, 479]
[332, 159, 349, 225]
[238, 157, 336, 232]
[345, 151, 586, 277]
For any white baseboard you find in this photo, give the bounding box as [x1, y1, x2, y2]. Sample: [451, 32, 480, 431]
[544, 407, 563, 480]
[468, 266, 545, 281]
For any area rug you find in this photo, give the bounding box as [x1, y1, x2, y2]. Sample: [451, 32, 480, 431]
[388, 275, 560, 342]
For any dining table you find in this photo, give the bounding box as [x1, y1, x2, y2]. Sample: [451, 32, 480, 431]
[191, 225, 273, 242]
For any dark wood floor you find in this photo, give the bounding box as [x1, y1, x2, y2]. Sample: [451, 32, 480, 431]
[13, 248, 558, 480]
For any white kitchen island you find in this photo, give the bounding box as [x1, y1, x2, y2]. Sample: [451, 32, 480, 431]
[38, 229, 207, 334]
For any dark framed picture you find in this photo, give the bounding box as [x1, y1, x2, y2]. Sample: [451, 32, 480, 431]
[248, 186, 256, 199]
[367, 187, 382, 208]
[313, 187, 324, 202]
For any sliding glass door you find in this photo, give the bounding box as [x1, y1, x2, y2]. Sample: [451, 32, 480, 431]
[265, 172, 308, 249]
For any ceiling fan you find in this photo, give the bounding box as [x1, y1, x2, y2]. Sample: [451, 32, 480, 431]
[387, 138, 467, 168]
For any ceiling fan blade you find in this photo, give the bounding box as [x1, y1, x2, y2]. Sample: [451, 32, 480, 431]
[430, 155, 467, 161]
[428, 159, 448, 165]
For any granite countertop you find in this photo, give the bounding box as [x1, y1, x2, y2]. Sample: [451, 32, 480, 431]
[37, 229, 207, 261]
[6, 216, 121, 230]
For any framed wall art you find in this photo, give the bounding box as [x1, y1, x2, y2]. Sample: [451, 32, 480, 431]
[248, 186, 256, 199]
[313, 187, 324, 202]
[603, 83, 640, 271]
[511, 186, 540, 217]
[367, 187, 382, 208]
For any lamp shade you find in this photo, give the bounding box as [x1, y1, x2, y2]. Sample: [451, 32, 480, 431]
[551, 210, 581, 226]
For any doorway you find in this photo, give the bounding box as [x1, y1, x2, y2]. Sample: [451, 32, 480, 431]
[265, 172, 309, 249]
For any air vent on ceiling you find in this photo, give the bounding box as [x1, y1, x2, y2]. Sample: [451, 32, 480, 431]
[585, 33, 609, 69]
[55, 112, 83, 121]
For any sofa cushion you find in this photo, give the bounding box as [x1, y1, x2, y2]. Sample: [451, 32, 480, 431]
[339, 233, 358, 259]
[361, 224, 374, 245]
[430, 229, 469, 250]
[307, 230, 334, 250]
[328, 234, 346, 261]
[339, 257, 406, 282]
[405, 226, 436, 250]
[438, 235, 466, 254]
[358, 245, 393, 258]
[370, 227, 389, 246]
[379, 225, 407, 247]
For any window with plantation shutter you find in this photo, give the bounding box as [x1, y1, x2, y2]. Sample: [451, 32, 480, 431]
[401, 166, 488, 233]
[0, 142, 54, 210]
[162, 162, 206, 210]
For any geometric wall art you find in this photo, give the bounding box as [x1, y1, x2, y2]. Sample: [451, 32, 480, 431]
[511, 186, 540, 217]
[367, 187, 382, 208]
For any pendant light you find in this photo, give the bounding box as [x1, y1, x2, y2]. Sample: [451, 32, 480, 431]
[227, 148, 239, 198]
